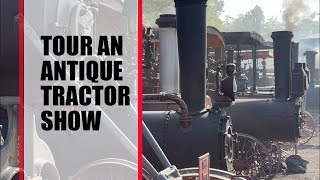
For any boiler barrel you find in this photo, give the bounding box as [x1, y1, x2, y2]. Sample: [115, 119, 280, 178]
[143, 110, 234, 171]
[226, 97, 301, 142]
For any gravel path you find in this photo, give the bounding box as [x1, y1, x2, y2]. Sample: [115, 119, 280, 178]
[274, 135, 320, 180]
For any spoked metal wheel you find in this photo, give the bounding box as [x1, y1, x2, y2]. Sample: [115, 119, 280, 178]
[298, 111, 316, 145]
[310, 112, 320, 136]
[68, 158, 151, 180]
[232, 133, 273, 179]
[263, 141, 282, 177]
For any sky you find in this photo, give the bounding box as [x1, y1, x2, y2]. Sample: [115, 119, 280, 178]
[221, 0, 320, 21]
[220, 0, 319, 68]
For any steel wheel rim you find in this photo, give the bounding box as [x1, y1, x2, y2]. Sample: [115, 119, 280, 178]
[298, 111, 316, 145]
[233, 133, 273, 179]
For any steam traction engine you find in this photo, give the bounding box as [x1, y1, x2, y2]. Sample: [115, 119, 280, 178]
[226, 31, 310, 177]
[142, 0, 238, 174]
[305, 50, 320, 135]
[142, 1, 277, 178]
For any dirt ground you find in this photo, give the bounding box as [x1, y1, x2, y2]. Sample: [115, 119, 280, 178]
[274, 134, 320, 180]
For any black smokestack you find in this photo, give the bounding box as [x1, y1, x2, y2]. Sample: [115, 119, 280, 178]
[271, 31, 293, 101]
[291, 42, 299, 70]
[174, 0, 207, 112]
[304, 50, 318, 86]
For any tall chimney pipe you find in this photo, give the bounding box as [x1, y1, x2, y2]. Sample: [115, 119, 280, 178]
[175, 0, 207, 112]
[156, 14, 179, 94]
[291, 42, 299, 70]
[271, 31, 293, 101]
[304, 50, 318, 86]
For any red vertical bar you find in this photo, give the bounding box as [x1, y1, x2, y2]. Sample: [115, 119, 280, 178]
[18, 0, 24, 179]
[138, 0, 143, 178]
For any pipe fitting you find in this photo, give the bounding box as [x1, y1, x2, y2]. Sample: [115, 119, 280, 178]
[143, 93, 192, 131]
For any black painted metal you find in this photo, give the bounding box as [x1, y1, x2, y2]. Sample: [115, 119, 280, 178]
[304, 51, 318, 87]
[156, 14, 176, 28]
[221, 64, 237, 101]
[175, 0, 207, 112]
[291, 42, 299, 70]
[226, 32, 304, 142]
[305, 51, 319, 112]
[271, 31, 293, 101]
[252, 45, 257, 92]
[143, 0, 236, 173]
[0, 0, 19, 96]
[143, 110, 234, 171]
[306, 85, 320, 112]
[291, 63, 307, 98]
[235, 50, 242, 76]
[227, 97, 301, 142]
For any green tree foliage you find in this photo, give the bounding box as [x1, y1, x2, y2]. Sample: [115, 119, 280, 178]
[207, 0, 225, 29]
[143, 0, 173, 26]
[223, 5, 265, 32]
[222, 5, 319, 42]
[143, 0, 319, 42]
[143, 0, 225, 29]
[292, 13, 319, 40]
[262, 17, 283, 41]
